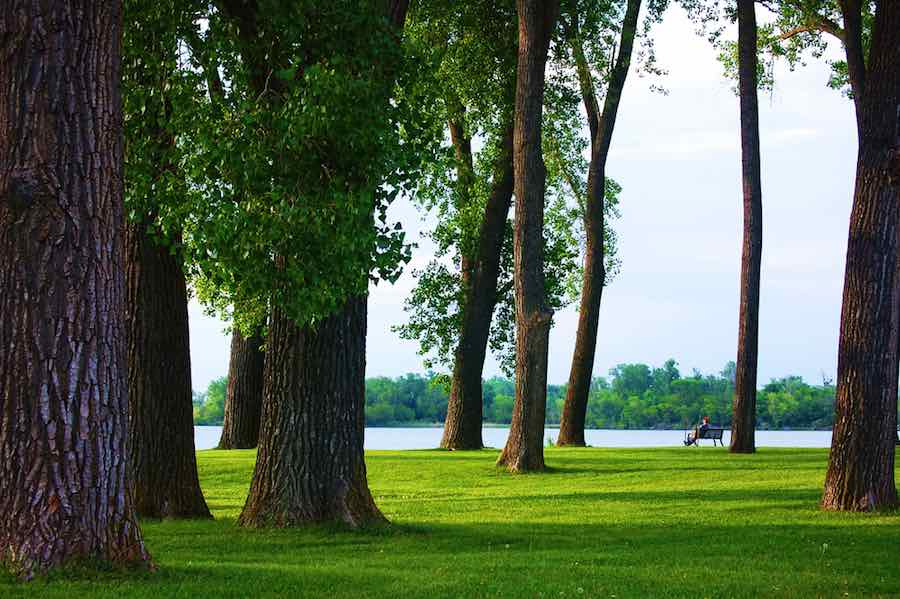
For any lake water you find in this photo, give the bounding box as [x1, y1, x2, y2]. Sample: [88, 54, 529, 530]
[194, 426, 833, 451]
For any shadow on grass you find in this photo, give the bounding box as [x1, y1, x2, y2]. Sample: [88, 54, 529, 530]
[5, 513, 899, 598]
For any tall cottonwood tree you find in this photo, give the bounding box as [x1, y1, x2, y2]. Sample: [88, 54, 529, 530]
[401, 0, 519, 450]
[123, 0, 211, 518]
[400, 1, 617, 449]
[729, 0, 762, 454]
[557, 0, 642, 446]
[753, 0, 899, 509]
[0, 0, 151, 577]
[498, 0, 561, 472]
[822, 0, 900, 511]
[190, 0, 418, 526]
[218, 329, 266, 449]
[440, 123, 517, 449]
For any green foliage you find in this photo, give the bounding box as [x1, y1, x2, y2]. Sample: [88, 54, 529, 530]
[124, 2, 440, 334]
[395, 0, 626, 376]
[364, 373, 451, 425]
[122, 0, 204, 247]
[587, 361, 835, 430]
[183, 1, 431, 329]
[315, 362, 841, 429]
[682, 0, 875, 97]
[192, 376, 228, 425]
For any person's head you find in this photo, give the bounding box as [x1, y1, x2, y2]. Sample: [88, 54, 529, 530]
[702, 416, 709, 424]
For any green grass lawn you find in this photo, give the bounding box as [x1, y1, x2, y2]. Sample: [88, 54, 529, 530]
[5, 447, 900, 598]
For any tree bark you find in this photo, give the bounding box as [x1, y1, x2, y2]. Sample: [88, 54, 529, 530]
[441, 126, 516, 450]
[218, 329, 266, 449]
[823, 0, 900, 511]
[497, 0, 559, 473]
[557, 0, 641, 447]
[125, 222, 211, 518]
[0, 0, 151, 577]
[238, 296, 385, 527]
[729, 0, 763, 454]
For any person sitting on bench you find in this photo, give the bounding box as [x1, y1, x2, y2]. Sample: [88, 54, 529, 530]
[684, 416, 710, 446]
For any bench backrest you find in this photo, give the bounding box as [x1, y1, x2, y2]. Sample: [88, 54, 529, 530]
[698, 428, 724, 440]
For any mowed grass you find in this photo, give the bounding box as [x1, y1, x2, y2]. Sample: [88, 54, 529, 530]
[5, 447, 900, 598]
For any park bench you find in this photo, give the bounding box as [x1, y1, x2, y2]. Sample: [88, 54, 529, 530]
[694, 427, 725, 447]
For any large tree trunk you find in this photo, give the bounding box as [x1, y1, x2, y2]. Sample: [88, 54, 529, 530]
[222, 0, 409, 527]
[497, 0, 559, 473]
[441, 126, 515, 450]
[822, 0, 900, 511]
[218, 329, 266, 449]
[238, 296, 384, 527]
[730, 0, 763, 454]
[557, 0, 641, 447]
[0, 0, 151, 578]
[125, 222, 211, 518]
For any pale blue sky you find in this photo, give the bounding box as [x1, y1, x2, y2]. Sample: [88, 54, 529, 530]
[189, 6, 858, 391]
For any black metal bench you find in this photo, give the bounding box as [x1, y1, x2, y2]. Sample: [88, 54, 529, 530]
[695, 427, 725, 447]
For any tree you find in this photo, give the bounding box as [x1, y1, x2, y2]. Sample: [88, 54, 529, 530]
[440, 124, 516, 449]
[399, 0, 587, 449]
[0, 0, 150, 577]
[557, 0, 643, 446]
[218, 330, 266, 449]
[731, 0, 898, 509]
[729, 0, 762, 454]
[123, 0, 211, 518]
[405, 0, 519, 450]
[195, 0, 418, 526]
[822, 0, 900, 511]
[497, 0, 561, 473]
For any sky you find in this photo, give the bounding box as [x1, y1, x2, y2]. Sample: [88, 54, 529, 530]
[188, 6, 859, 392]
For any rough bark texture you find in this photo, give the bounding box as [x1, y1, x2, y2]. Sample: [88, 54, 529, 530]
[497, 0, 559, 473]
[557, 0, 641, 447]
[0, 0, 151, 577]
[730, 0, 763, 454]
[238, 296, 384, 527]
[441, 126, 515, 450]
[822, 0, 900, 511]
[218, 330, 266, 449]
[125, 222, 211, 518]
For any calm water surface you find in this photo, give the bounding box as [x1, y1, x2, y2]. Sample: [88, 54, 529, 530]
[194, 426, 832, 451]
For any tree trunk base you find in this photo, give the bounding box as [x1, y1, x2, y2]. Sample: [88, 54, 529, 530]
[821, 485, 898, 512]
[555, 438, 586, 448]
[1, 518, 152, 581]
[496, 449, 546, 473]
[238, 296, 386, 530]
[237, 469, 387, 529]
[440, 441, 485, 451]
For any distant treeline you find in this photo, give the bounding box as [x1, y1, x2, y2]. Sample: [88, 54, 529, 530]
[193, 360, 847, 430]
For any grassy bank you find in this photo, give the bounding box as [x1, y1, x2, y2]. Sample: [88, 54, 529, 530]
[4, 448, 899, 598]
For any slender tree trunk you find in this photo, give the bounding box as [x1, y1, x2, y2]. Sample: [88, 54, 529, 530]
[730, 0, 763, 454]
[125, 222, 211, 518]
[557, 0, 641, 447]
[238, 296, 384, 527]
[442, 126, 516, 450]
[823, 0, 900, 511]
[219, 329, 266, 449]
[497, 0, 559, 473]
[0, 0, 151, 577]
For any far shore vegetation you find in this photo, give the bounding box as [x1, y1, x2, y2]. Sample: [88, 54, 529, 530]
[193, 359, 850, 430]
